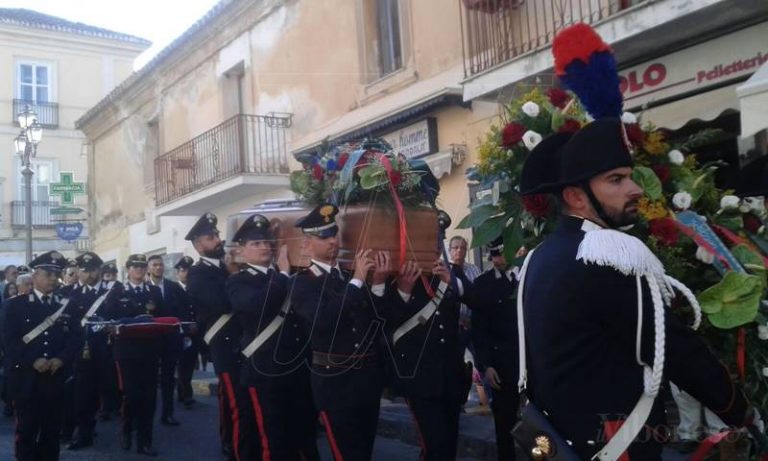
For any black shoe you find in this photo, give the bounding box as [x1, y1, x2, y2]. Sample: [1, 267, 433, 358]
[182, 398, 196, 409]
[161, 415, 180, 426]
[120, 433, 132, 451]
[137, 446, 158, 457]
[67, 438, 94, 450]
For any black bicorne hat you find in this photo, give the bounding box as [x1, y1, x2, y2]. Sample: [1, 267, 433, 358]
[735, 155, 768, 198]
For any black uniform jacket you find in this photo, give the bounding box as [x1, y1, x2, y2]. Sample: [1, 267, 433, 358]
[4, 292, 83, 398]
[68, 282, 112, 362]
[384, 275, 466, 400]
[103, 283, 164, 361]
[290, 262, 386, 408]
[226, 265, 308, 386]
[522, 216, 748, 458]
[469, 267, 518, 384]
[186, 258, 240, 373]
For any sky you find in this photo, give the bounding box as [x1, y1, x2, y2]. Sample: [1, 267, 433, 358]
[0, 0, 222, 69]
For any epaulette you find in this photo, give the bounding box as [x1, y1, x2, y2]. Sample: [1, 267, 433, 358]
[576, 226, 672, 300]
[246, 267, 259, 276]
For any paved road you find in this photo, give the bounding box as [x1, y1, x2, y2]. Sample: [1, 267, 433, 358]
[0, 393, 480, 460]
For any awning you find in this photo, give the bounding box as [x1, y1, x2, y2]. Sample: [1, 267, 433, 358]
[737, 63, 768, 138]
[639, 84, 740, 131]
[423, 150, 454, 179]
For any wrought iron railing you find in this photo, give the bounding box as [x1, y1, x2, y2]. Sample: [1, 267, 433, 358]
[461, 0, 645, 77]
[154, 114, 291, 205]
[13, 99, 59, 128]
[10, 201, 59, 228]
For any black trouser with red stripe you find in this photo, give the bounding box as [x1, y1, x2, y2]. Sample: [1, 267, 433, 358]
[247, 372, 319, 461]
[218, 368, 259, 461]
[12, 371, 65, 461]
[116, 357, 158, 449]
[406, 396, 462, 461]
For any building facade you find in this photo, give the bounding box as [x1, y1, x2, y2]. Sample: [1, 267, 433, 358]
[78, 0, 768, 268]
[0, 8, 149, 266]
[76, 0, 498, 268]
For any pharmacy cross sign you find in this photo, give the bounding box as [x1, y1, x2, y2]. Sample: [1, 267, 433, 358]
[49, 172, 86, 205]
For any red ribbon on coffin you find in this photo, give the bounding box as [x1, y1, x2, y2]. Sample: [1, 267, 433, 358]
[376, 153, 435, 298]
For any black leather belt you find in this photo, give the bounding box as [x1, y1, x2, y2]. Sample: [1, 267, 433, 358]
[311, 351, 378, 369]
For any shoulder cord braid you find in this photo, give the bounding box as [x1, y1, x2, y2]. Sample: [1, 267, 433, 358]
[665, 275, 702, 331]
[642, 275, 666, 398]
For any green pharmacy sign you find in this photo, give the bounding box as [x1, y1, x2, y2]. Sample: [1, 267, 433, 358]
[49, 172, 86, 205]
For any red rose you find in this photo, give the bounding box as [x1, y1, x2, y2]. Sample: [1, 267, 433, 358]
[547, 88, 570, 109]
[389, 171, 402, 186]
[649, 218, 679, 246]
[338, 153, 350, 169]
[744, 214, 762, 234]
[625, 123, 645, 146]
[558, 119, 581, 134]
[523, 194, 551, 218]
[501, 123, 526, 148]
[312, 164, 324, 180]
[651, 165, 670, 184]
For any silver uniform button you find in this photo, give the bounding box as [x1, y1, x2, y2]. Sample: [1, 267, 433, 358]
[400, 354, 405, 358]
[351, 328, 356, 333]
[296, 338, 300, 341]
[44, 331, 49, 336]
[435, 311, 440, 316]
[43, 353, 49, 357]
[440, 338, 445, 343]
[224, 336, 229, 341]
[439, 324, 444, 330]
[354, 343, 359, 348]
[43, 341, 48, 345]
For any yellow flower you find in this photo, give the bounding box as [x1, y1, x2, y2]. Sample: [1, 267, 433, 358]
[643, 131, 669, 156]
[477, 139, 506, 174]
[638, 197, 669, 220]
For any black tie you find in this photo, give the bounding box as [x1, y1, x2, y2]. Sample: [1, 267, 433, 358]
[41, 295, 50, 305]
[267, 268, 276, 278]
[330, 268, 341, 281]
[135, 286, 141, 295]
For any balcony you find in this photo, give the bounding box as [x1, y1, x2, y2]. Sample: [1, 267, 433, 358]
[13, 99, 59, 128]
[460, 0, 768, 101]
[153, 113, 291, 215]
[10, 201, 59, 228]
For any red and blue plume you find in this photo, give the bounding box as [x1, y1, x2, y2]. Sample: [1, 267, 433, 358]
[552, 23, 623, 119]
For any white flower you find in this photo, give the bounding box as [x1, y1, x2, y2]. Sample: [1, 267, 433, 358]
[743, 197, 766, 214]
[522, 130, 543, 150]
[672, 192, 692, 210]
[621, 112, 637, 124]
[720, 195, 740, 210]
[521, 101, 540, 118]
[759, 324, 768, 340]
[668, 149, 685, 165]
[695, 246, 715, 264]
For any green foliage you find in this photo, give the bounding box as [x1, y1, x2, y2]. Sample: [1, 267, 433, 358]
[698, 271, 762, 329]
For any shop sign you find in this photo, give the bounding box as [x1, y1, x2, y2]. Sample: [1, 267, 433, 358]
[381, 118, 438, 159]
[620, 22, 768, 109]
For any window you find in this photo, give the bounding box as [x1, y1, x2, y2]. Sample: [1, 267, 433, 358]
[17, 62, 51, 103]
[17, 159, 55, 201]
[361, 0, 405, 81]
[376, 0, 402, 77]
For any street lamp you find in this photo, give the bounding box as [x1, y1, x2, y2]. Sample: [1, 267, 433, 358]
[14, 105, 43, 263]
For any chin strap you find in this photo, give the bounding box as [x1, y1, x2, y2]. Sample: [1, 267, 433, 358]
[581, 181, 618, 229]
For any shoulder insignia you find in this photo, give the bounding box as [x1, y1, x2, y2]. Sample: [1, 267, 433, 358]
[309, 265, 323, 277]
[247, 267, 258, 276]
[28, 294, 34, 302]
[576, 227, 673, 299]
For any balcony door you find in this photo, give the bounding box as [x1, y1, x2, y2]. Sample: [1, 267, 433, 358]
[17, 62, 51, 103]
[16, 159, 55, 202]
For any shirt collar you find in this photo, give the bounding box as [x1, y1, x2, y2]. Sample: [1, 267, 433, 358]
[200, 256, 221, 266]
[126, 281, 144, 290]
[311, 259, 340, 274]
[179, 281, 187, 290]
[34, 289, 52, 300]
[247, 263, 271, 275]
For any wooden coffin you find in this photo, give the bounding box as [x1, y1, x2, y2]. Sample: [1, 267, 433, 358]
[227, 201, 440, 272]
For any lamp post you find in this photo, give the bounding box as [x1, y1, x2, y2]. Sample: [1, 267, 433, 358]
[14, 105, 43, 263]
